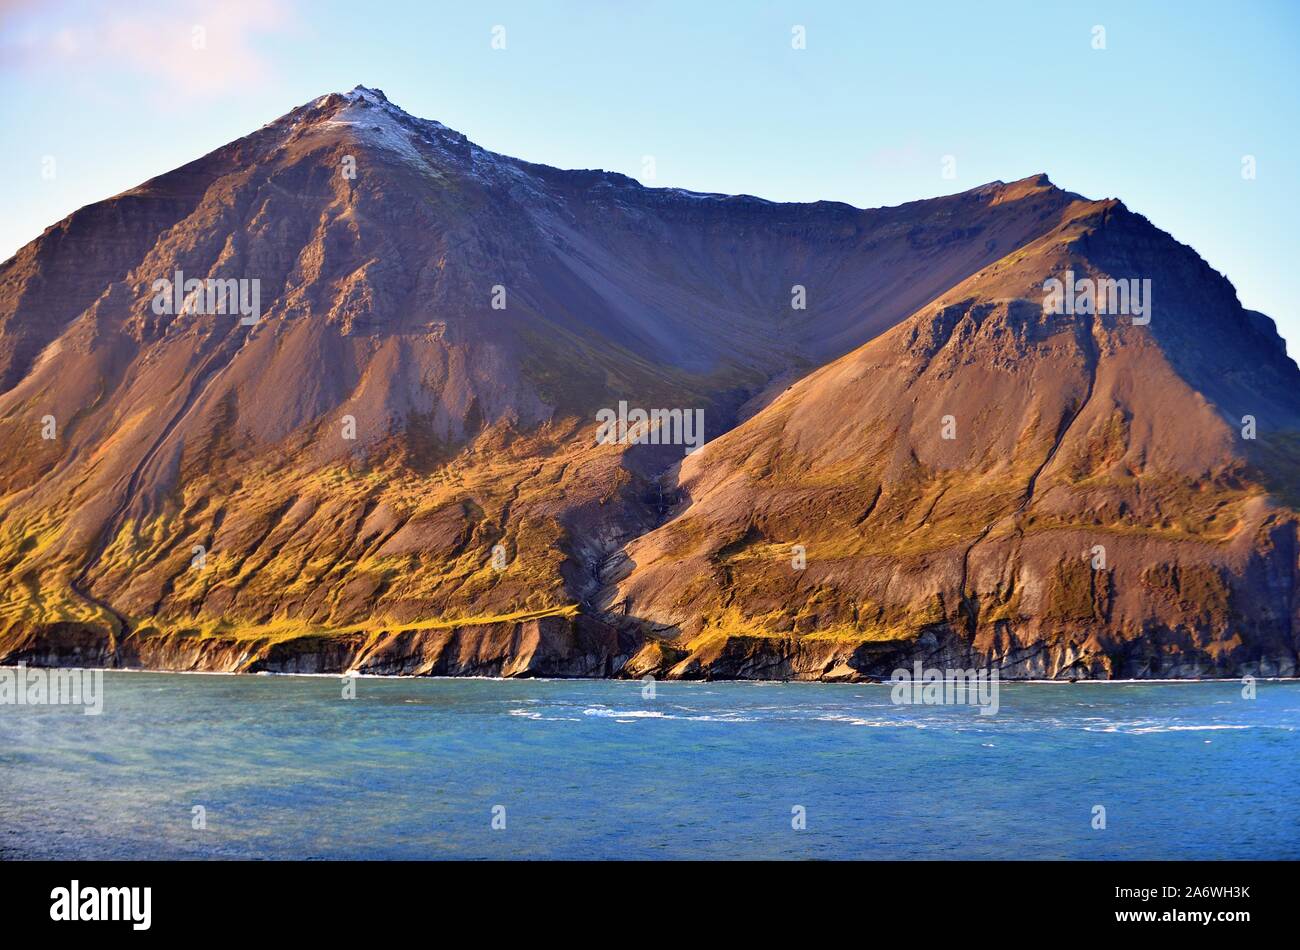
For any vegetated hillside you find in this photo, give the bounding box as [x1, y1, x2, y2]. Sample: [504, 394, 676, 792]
[612, 198, 1300, 678]
[1, 88, 1295, 678]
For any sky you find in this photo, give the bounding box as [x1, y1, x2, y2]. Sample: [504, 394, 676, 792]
[2, 0, 1298, 352]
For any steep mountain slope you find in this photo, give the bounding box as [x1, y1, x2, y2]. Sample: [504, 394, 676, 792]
[1, 87, 1296, 678]
[610, 198, 1300, 679]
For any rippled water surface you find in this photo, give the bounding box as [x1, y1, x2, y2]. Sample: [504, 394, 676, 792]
[2, 672, 1297, 859]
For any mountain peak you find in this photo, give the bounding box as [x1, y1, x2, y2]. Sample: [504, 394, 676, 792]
[311, 85, 397, 111]
[277, 84, 466, 167]
[309, 85, 418, 124]
[346, 84, 389, 102]
[965, 171, 1079, 208]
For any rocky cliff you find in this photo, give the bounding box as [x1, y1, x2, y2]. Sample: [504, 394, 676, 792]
[1, 88, 1296, 679]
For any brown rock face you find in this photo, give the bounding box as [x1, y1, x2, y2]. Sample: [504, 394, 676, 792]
[1, 88, 1297, 679]
[612, 201, 1300, 679]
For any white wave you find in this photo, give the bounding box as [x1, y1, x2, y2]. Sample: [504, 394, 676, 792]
[1083, 721, 1294, 734]
[507, 708, 582, 721]
[1130, 724, 1255, 734]
[815, 713, 927, 728]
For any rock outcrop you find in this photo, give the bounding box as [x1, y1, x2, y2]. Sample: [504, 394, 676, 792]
[1, 88, 1297, 679]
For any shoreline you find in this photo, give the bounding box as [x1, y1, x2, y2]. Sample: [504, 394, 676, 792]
[2, 662, 1296, 685]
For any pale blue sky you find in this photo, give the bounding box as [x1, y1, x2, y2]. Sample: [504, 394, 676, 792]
[3, 0, 1297, 351]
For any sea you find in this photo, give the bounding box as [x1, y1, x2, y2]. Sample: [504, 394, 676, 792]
[1, 671, 1296, 859]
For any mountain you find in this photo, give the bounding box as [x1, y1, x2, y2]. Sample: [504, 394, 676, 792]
[1, 86, 1297, 679]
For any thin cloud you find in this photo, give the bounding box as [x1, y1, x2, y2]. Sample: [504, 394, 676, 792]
[1, 0, 296, 99]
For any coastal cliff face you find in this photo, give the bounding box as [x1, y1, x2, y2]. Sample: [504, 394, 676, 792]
[1, 87, 1297, 680]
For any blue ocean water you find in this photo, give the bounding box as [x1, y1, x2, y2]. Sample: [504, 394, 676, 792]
[1, 671, 1296, 860]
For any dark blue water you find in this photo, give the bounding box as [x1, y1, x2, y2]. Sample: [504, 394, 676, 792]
[1, 672, 1297, 859]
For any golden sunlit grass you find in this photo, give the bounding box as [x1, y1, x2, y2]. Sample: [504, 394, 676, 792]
[132, 602, 580, 647]
[686, 606, 927, 648]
